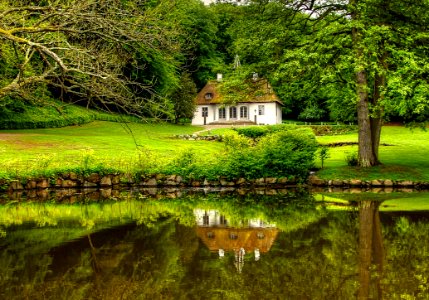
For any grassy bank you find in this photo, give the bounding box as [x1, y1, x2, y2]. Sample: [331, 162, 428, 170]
[0, 99, 153, 129]
[316, 126, 429, 182]
[0, 121, 222, 178]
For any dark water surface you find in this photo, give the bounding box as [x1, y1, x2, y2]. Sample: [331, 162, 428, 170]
[0, 189, 428, 299]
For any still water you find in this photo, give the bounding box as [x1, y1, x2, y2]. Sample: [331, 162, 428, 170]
[0, 189, 428, 299]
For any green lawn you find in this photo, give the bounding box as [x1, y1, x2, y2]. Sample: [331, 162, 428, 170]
[1, 122, 428, 182]
[316, 126, 429, 182]
[0, 121, 223, 177]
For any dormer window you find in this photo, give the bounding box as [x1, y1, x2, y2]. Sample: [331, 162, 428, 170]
[204, 93, 213, 100]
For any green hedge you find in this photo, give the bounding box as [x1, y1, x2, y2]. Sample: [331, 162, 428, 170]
[0, 100, 151, 130]
[233, 124, 297, 139]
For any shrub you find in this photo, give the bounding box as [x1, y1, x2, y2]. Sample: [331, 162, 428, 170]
[163, 148, 199, 178]
[266, 124, 297, 133]
[233, 126, 269, 139]
[223, 133, 252, 151]
[206, 127, 318, 181]
[221, 146, 263, 180]
[345, 151, 359, 166]
[233, 124, 297, 139]
[257, 128, 318, 179]
[0, 98, 150, 130]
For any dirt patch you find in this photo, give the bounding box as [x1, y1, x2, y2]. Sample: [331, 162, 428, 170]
[0, 133, 59, 150]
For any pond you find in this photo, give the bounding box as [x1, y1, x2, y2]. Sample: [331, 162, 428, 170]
[0, 188, 428, 299]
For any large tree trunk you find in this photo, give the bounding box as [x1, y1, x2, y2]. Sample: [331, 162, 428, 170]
[356, 70, 378, 167]
[370, 72, 385, 165]
[370, 52, 388, 165]
[351, 0, 381, 167]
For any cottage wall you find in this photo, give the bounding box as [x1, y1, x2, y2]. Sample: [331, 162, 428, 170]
[192, 102, 282, 125]
[191, 104, 216, 125]
[247, 102, 281, 125]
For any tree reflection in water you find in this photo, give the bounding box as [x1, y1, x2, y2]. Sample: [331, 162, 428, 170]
[0, 191, 428, 299]
[358, 200, 385, 299]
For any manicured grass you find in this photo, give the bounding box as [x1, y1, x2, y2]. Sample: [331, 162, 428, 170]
[199, 128, 237, 136]
[0, 121, 223, 177]
[316, 126, 429, 182]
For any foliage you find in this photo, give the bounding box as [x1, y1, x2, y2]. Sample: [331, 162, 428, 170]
[233, 124, 297, 139]
[163, 149, 199, 178]
[256, 128, 318, 178]
[0, 0, 181, 118]
[200, 127, 317, 180]
[176, 0, 223, 88]
[147, 126, 317, 181]
[213, 0, 429, 167]
[0, 0, 225, 121]
[298, 104, 327, 121]
[344, 151, 359, 167]
[318, 146, 330, 169]
[0, 99, 153, 129]
[233, 126, 269, 139]
[171, 72, 197, 124]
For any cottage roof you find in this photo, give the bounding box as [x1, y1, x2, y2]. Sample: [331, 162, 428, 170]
[195, 78, 283, 106]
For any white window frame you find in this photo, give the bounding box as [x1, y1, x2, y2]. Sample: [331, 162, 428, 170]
[219, 107, 226, 119]
[240, 106, 248, 119]
[229, 106, 237, 119]
[202, 107, 208, 117]
[258, 105, 265, 116]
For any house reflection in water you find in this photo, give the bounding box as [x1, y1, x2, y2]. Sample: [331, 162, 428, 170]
[194, 209, 279, 273]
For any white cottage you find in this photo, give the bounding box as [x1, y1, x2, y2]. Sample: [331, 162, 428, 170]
[191, 76, 283, 125]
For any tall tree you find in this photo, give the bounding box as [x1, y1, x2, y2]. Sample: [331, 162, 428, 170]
[231, 0, 429, 167]
[171, 72, 197, 123]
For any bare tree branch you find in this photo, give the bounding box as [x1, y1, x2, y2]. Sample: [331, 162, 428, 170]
[0, 0, 178, 119]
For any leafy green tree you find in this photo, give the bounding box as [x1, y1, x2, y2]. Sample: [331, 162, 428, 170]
[171, 72, 197, 123]
[176, 0, 223, 88]
[224, 0, 429, 167]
